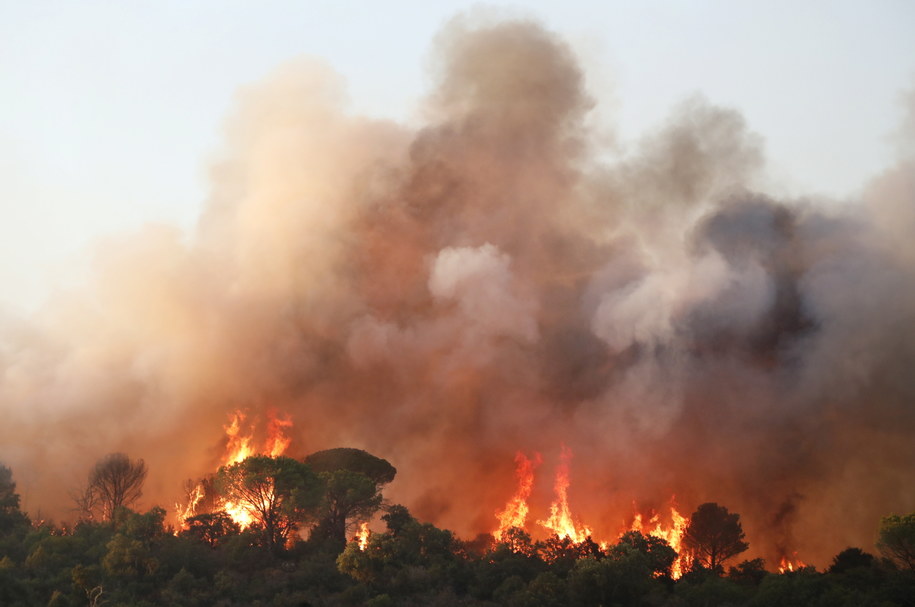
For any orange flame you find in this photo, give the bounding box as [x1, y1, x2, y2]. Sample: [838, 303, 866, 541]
[490, 450, 696, 578]
[175, 410, 293, 531]
[265, 409, 293, 457]
[536, 445, 592, 543]
[355, 521, 370, 550]
[224, 410, 256, 465]
[174, 482, 205, 530]
[494, 451, 541, 541]
[630, 502, 690, 579]
[778, 554, 806, 573]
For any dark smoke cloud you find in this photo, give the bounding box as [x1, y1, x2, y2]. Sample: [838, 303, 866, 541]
[1, 15, 913, 566]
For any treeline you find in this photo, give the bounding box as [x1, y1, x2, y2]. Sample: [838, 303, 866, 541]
[1, 452, 914, 606]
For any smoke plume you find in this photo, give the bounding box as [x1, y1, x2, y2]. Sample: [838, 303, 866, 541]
[1, 15, 913, 567]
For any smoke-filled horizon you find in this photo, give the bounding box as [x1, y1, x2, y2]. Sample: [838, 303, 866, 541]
[1, 15, 914, 567]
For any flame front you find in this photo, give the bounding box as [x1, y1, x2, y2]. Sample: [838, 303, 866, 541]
[778, 554, 806, 573]
[494, 451, 540, 541]
[492, 449, 694, 579]
[536, 445, 592, 543]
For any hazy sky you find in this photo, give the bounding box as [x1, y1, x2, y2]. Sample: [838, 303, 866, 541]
[2, 0, 913, 312]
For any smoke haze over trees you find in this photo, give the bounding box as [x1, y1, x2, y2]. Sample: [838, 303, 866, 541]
[0, 12, 913, 570]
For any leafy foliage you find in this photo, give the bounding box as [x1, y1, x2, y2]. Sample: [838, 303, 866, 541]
[215, 455, 323, 552]
[877, 512, 915, 570]
[1, 457, 914, 605]
[305, 448, 396, 549]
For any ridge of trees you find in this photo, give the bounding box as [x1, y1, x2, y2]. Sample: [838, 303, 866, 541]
[0, 456, 913, 606]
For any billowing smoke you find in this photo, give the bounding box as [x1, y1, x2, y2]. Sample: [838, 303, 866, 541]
[1, 15, 913, 567]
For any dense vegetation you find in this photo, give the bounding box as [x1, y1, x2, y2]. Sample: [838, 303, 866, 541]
[1, 456, 913, 606]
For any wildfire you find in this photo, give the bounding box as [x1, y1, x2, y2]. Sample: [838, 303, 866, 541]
[536, 445, 593, 543]
[175, 409, 293, 531]
[492, 449, 695, 579]
[629, 503, 690, 579]
[356, 521, 371, 550]
[224, 410, 256, 464]
[265, 409, 293, 457]
[494, 451, 541, 541]
[778, 554, 807, 573]
[174, 481, 205, 530]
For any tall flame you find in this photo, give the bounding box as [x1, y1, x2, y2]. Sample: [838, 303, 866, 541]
[630, 503, 690, 579]
[224, 410, 256, 465]
[174, 481, 205, 530]
[175, 410, 293, 531]
[536, 445, 592, 543]
[494, 451, 541, 541]
[265, 409, 293, 457]
[356, 521, 371, 551]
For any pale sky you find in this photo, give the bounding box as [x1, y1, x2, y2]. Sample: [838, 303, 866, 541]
[1, 0, 913, 312]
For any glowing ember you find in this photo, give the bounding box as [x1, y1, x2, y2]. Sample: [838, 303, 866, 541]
[494, 451, 541, 541]
[536, 445, 592, 543]
[778, 554, 806, 573]
[630, 502, 690, 579]
[356, 521, 370, 550]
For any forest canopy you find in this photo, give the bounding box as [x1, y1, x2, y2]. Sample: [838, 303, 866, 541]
[1, 456, 913, 607]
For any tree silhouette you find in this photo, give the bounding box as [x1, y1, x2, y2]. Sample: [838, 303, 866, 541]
[682, 502, 749, 571]
[78, 453, 147, 521]
[305, 448, 396, 549]
[828, 547, 875, 574]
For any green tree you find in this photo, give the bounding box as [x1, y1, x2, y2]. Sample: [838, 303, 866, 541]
[337, 506, 460, 596]
[567, 549, 659, 607]
[180, 511, 240, 548]
[877, 512, 915, 570]
[0, 464, 30, 541]
[78, 453, 148, 521]
[380, 504, 413, 537]
[216, 455, 322, 552]
[305, 448, 396, 548]
[613, 530, 678, 578]
[102, 506, 168, 578]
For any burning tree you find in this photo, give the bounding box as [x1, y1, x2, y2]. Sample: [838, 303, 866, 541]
[681, 502, 749, 571]
[77, 453, 148, 521]
[215, 455, 322, 552]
